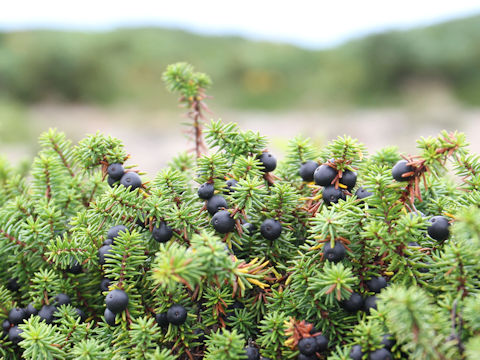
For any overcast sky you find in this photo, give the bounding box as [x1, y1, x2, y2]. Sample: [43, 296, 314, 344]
[1, 0, 480, 48]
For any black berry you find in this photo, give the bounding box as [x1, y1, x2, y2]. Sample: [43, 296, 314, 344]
[298, 337, 317, 355]
[26, 303, 38, 317]
[198, 182, 215, 199]
[322, 185, 346, 205]
[107, 175, 118, 187]
[155, 312, 168, 327]
[54, 293, 71, 306]
[152, 222, 173, 243]
[8, 308, 26, 325]
[211, 210, 236, 234]
[105, 289, 129, 314]
[242, 222, 256, 236]
[98, 244, 112, 265]
[120, 172, 142, 190]
[427, 216, 450, 241]
[245, 346, 260, 360]
[104, 308, 117, 326]
[224, 179, 238, 194]
[38, 305, 57, 324]
[8, 326, 23, 345]
[392, 160, 414, 182]
[167, 304, 187, 325]
[299, 160, 319, 182]
[314, 164, 337, 186]
[355, 187, 373, 200]
[206, 195, 228, 215]
[369, 348, 393, 360]
[314, 334, 328, 352]
[7, 278, 20, 292]
[107, 225, 128, 240]
[341, 292, 364, 312]
[260, 219, 282, 240]
[75, 308, 87, 322]
[339, 170, 357, 190]
[100, 278, 111, 292]
[323, 241, 346, 263]
[107, 163, 125, 181]
[381, 334, 396, 350]
[349, 345, 364, 360]
[366, 276, 387, 293]
[2, 319, 11, 333]
[364, 295, 378, 313]
[66, 260, 82, 274]
[258, 152, 277, 172]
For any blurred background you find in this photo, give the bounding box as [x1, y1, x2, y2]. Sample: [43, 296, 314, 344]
[1, 1, 480, 173]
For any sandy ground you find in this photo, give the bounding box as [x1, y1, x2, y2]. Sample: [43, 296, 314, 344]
[2, 104, 479, 176]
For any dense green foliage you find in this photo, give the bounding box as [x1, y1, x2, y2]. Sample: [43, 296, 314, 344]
[1, 14, 480, 108]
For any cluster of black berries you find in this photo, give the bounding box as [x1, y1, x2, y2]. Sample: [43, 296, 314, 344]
[297, 332, 329, 360]
[104, 289, 129, 326]
[98, 225, 127, 265]
[350, 334, 396, 360]
[155, 304, 187, 327]
[341, 276, 388, 315]
[107, 163, 142, 191]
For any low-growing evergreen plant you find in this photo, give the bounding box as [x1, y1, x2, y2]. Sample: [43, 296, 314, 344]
[0, 63, 479, 360]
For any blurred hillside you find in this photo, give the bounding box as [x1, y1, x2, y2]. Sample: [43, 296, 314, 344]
[0, 14, 479, 109]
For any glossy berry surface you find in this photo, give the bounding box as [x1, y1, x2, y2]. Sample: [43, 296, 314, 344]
[8, 326, 23, 345]
[299, 160, 319, 182]
[427, 216, 450, 241]
[107, 225, 128, 240]
[211, 210, 235, 234]
[342, 292, 364, 312]
[107, 163, 125, 181]
[364, 295, 378, 313]
[8, 308, 26, 325]
[260, 219, 282, 240]
[392, 160, 414, 182]
[355, 187, 373, 200]
[224, 179, 238, 194]
[104, 308, 117, 326]
[155, 312, 168, 327]
[366, 276, 388, 293]
[100, 278, 111, 292]
[206, 195, 228, 215]
[339, 169, 357, 190]
[167, 304, 187, 325]
[245, 346, 260, 360]
[349, 344, 364, 360]
[152, 222, 173, 242]
[55, 293, 71, 306]
[322, 185, 346, 205]
[98, 244, 112, 265]
[323, 241, 346, 263]
[198, 182, 215, 199]
[105, 289, 129, 314]
[369, 348, 393, 360]
[314, 164, 337, 186]
[298, 337, 318, 355]
[38, 305, 57, 324]
[120, 172, 142, 190]
[258, 152, 277, 172]
[314, 334, 328, 352]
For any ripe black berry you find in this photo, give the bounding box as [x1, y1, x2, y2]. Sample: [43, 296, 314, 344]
[75, 308, 87, 322]
[366, 276, 387, 293]
[66, 260, 82, 274]
[167, 304, 187, 325]
[339, 170, 357, 190]
[26, 303, 38, 317]
[206, 195, 228, 215]
[38, 305, 57, 324]
[100, 278, 111, 292]
[54, 293, 71, 306]
[323, 241, 346, 263]
[364, 295, 377, 314]
[260, 219, 282, 240]
[152, 222, 174, 242]
[298, 337, 317, 355]
[104, 308, 117, 326]
[198, 182, 215, 199]
[322, 186, 346, 205]
[314, 334, 328, 352]
[369, 348, 393, 360]
[2, 319, 11, 333]
[245, 346, 260, 360]
[98, 244, 112, 265]
[392, 160, 414, 182]
[107, 225, 128, 240]
[242, 222, 256, 236]
[155, 312, 168, 327]
[7, 278, 20, 292]
[314, 164, 337, 186]
[258, 152, 277, 172]
[299, 160, 319, 182]
[381, 334, 395, 350]
[355, 187, 373, 200]
[8, 308, 26, 325]
[211, 210, 236, 234]
[120, 172, 142, 190]
[427, 216, 450, 241]
[107, 163, 125, 181]
[8, 326, 23, 345]
[342, 292, 363, 312]
[105, 289, 129, 314]
[349, 345, 364, 360]
[224, 179, 238, 194]
[107, 175, 118, 187]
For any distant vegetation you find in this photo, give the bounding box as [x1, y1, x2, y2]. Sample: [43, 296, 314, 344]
[0, 14, 479, 109]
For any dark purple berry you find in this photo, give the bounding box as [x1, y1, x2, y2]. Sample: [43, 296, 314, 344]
[299, 160, 319, 182]
[349, 345, 364, 360]
[366, 276, 387, 293]
[224, 179, 238, 194]
[107, 163, 125, 181]
[167, 304, 187, 325]
[381, 334, 395, 350]
[298, 337, 317, 355]
[198, 182, 215, 199]
[98, 245, 112, 265]
[314, 334, 328, 352]
[8, 326, 23, 345]
[356, 187, 373, 200]
[211, 210, 236, 234]
[38, 305, 57, 324]
[105, 289, 129, 314]
[155, 312, 168, 327]
[26, 303, 38, 317]
[6, 278, 20, 292]
[152, 222, 173, 243]
[392, 160, 414, 182]
[314, 164, 337, 186]
[107, 225, 128, 240]
[104, 308, 117, 326]
[245, 346, 260, 360]
[339, 170, 357, 190]
[100, 278, 111, 292]
[323, 241, 346, 263]
[342, 292, 364, 312]
[120, 172, 142, 190]
[427, 216, 450, 241]
[260, 219, 282, 240]
[364, 295, 377, 314]
[258, 152, 277, 173]
[206, 195, 228, 215]
[369, 348, 393, 360]
[54, 293, 71, 306]
[322, 186, 346, 205]
[2, 319, 11, 333]
[8, 308, 26, 325]
[107, 175, 118, 187]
